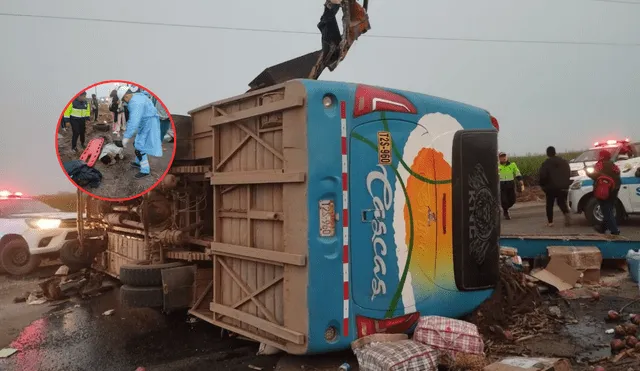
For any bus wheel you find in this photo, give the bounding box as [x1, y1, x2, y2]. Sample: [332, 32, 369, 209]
[119, 262, 184, 287]
[120, 285, 163, 309]
[0, 239, 41, 276]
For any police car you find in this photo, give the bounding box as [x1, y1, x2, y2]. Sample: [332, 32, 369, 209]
[568, 160, 640, 224]
[0, 191, 78, 276]
[569, 139, 639, 181]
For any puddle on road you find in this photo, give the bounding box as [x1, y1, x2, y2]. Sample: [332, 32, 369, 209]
[563, 317, 612, 362]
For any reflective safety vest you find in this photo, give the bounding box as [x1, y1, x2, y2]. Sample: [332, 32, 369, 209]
[64, 99, 91, 119]
[499, 162, 522, 182]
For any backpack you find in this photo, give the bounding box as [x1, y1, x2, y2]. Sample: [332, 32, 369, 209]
[594, 175, 615, 200]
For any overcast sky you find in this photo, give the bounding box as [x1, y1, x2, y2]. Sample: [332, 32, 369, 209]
[0, 0, 638, 195]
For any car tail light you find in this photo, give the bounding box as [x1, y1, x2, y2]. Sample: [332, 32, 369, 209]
[355, 312, 421, 338]
[353, 85, 417, 118]
[490, 116, 499, 131]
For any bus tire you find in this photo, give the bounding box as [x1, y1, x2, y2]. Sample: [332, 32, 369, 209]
[119, 262, 184, 287]
[120, 285, 164, 309]
[584, 197, 623, 225]
[0, 239, 41, 276]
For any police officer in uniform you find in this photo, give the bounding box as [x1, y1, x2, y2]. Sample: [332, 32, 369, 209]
[498, 151, 524, 220]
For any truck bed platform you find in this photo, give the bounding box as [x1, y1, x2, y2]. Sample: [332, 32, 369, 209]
[500, 202, 640, 259]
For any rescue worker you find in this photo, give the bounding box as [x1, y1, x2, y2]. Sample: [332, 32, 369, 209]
[538, 146, 572, 227]
[498, 152, 524, 220]
[152, 97, 171, 146]
[116, 86, 162, 179]
[588, 150, 621, 235]
[63, 92, 91, 153]
[91, 94, 99, 122]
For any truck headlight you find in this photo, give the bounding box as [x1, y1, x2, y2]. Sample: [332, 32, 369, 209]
[570, 181, 582, 190]
[577, 169, 586, 177]
[586, 167, 595, 174]
[26, 218, 61, 229]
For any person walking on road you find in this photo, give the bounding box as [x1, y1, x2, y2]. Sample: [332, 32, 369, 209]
[588, 150, 621, 235]
[498, 151, 524, 220]
[91, 94, 99, 122]
[539, 146, 572, 227]
[117, 86, 162, 179]
[63, 92, 91, 153]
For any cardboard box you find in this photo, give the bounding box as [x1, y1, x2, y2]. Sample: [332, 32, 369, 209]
[484, 357, 572, 371]
[531, 259, 580, 292]
[547, 246, 602, 284]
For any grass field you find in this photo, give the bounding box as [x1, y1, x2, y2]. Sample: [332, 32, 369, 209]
[510, 151, 582, 185]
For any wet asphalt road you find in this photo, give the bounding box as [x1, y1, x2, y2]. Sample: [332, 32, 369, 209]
[0, 285, 281, 371]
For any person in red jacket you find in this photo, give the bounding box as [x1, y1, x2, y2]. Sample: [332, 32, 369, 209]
[587, 150, 621, 235]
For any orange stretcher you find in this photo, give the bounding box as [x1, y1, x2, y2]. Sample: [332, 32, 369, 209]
[80, 137, 105, 167]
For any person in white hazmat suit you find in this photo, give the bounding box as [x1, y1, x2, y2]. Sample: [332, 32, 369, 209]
[116, 85, 162, 179]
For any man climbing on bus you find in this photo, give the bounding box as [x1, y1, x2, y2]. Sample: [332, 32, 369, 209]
[116, 85, 162, 179]
[499, 152, 524, 220]
[588, 150, 621, 235]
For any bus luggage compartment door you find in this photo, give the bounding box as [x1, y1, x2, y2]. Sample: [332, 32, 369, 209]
[451, 130, 500, 291]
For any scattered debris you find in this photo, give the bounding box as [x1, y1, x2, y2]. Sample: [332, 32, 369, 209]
[0, 348, 18, 359]
[248, 365, 263, 371]
[55, 265, 70, 276]
[483, 357, 572, 371]
[337, 363, 351, 371]
[186, 317, 197, 324]
[606, 329, 615, 334]
[12, 292, 28, 303]
[548, 306, 562, 318]
[256, 343, 281, 356]
[103, 309, 115, 316]
[531, 259, 580, 292]
[36, 269, 114, 303]
[26, 292, 47, 305]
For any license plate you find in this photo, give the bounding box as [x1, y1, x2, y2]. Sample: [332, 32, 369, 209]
[319, 200, 336, 237]
[377, 131, 392, 165]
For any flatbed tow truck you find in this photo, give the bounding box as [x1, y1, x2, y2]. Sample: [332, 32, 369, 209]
[500, 202, 640, 260]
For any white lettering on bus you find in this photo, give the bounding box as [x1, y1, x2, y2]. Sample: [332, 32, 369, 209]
[367, 165, 393, 300]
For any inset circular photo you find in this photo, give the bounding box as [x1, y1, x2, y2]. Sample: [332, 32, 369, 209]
[56, 81, 176, 201]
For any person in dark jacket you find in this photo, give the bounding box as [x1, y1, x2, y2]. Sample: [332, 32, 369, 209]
[588, 150, 621, 235]
[539, 146, 572, 227]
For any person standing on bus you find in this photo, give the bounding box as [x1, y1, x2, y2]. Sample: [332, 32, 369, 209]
[588, 150, 621, 235]
[498, 152, 524, 220]
[539, 146, 572, 227]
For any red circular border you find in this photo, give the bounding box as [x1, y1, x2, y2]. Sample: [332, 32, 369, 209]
[55, 79, 178, 202]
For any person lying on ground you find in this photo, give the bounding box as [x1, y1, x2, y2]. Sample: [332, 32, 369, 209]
[116, 85, 162, 179]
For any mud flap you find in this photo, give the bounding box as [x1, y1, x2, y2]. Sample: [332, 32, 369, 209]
[451, 130, 500, 291]
[161, 264, 197, 312]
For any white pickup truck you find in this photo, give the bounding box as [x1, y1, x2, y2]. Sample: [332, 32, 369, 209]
[569, 140, 639, 180]
[0, 192, 78, 275]
[568, 160, 640, 224]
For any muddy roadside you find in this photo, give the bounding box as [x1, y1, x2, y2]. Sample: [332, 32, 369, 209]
[57, 105, 174, 199]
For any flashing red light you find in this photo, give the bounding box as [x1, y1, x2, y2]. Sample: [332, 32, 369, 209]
[13, 192, 23, 197]
[606, 139, 617, 145]
[353, 85, 418, 118]
[490, 116, 499, 131]
[0, 190, 11, 197]
[355, 312, 421, 338]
